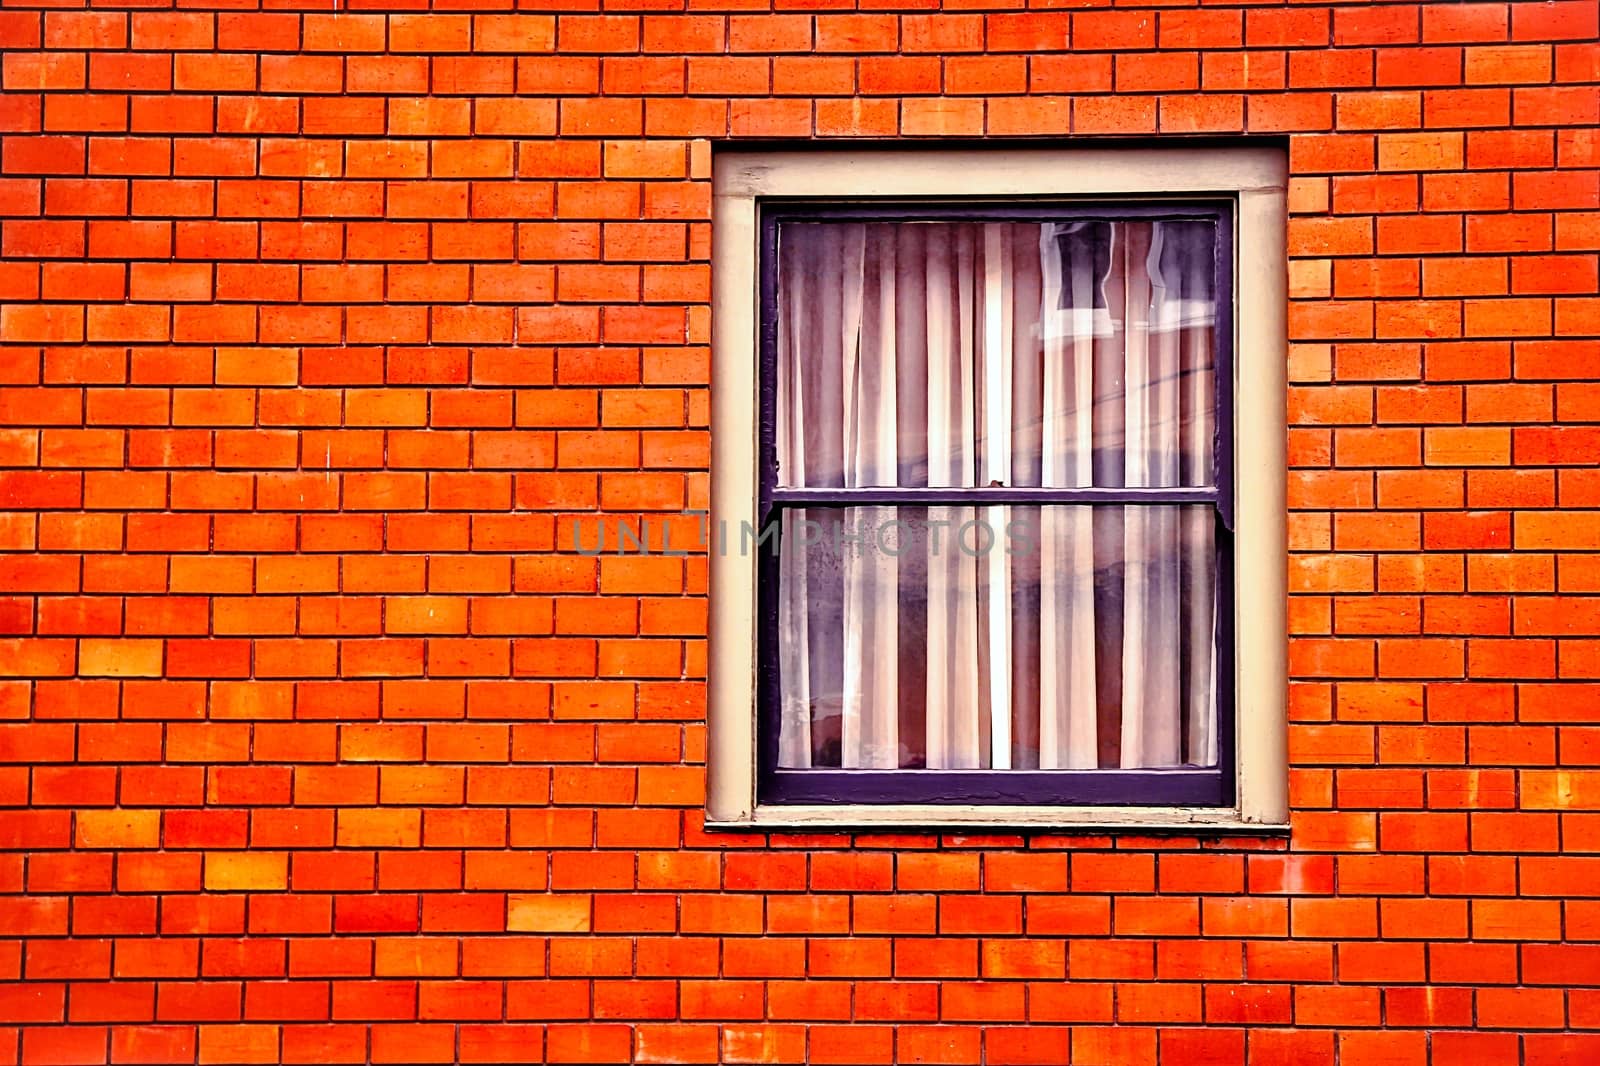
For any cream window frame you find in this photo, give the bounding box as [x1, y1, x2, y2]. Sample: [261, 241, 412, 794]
[707, 147, 1289, 831]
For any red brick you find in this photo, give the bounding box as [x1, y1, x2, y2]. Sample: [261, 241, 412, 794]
[0, 3, 1589, 1055]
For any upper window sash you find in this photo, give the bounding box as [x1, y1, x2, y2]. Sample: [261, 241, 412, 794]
[758, 200, 1237, 530]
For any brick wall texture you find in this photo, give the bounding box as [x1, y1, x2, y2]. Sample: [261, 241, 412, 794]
[0, 0, 1597, 1062]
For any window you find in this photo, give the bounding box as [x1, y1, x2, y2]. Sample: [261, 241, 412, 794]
[709, 149, 1288, 830]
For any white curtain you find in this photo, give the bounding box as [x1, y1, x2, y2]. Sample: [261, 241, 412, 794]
[776, 219, 1218, 771]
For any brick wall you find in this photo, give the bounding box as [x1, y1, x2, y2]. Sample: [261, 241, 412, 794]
[0, 0, 1598, 1063]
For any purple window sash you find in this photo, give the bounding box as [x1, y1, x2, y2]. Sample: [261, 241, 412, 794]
[756, 199, 1237, 808]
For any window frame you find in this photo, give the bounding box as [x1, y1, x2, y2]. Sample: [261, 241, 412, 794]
[709, 147, 1289, 831]
[757, 200, 1236, 808]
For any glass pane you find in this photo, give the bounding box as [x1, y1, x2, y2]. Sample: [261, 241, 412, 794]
[774, 219, 1217, 491]
[773, 505, 1218, 771]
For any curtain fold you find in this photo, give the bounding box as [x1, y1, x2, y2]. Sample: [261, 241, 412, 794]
[776, 218, 1219, 773]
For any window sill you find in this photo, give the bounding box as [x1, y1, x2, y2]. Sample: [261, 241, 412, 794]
[707, 804, 1290, 835]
